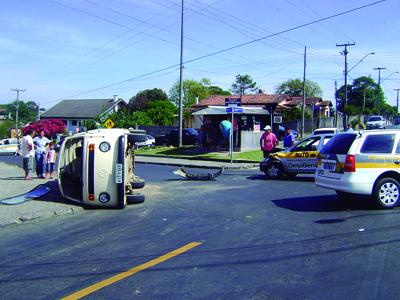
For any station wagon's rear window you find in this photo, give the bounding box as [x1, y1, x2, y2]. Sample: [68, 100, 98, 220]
[360, 134, 395, 154]
[319, 133, 357, 155]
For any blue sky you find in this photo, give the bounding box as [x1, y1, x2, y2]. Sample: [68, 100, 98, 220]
[1, 0, 400, 109]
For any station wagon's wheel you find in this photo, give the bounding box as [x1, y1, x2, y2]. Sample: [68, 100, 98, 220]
[266, 162, 283, 179]
[127, 193, 145, 204]
[373, 178, 400, 209]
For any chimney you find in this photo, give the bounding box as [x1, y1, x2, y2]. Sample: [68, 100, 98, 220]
[113, 95, 118, 102]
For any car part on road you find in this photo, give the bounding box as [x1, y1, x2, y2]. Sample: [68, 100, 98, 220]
[173, 167, 224, 180]
[373, 177, 400, 209]
[0, 184, 51, 205]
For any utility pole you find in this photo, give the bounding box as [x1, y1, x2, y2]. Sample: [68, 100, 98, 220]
[301, 46, 306, 138]
[334, 81, 338, 128]
[10, 88, 26, 137]
[394, 88, 400, 114]
[336, 42, 355, 128]
[374, 67, 386, 98]
[178, 0, 184, 148]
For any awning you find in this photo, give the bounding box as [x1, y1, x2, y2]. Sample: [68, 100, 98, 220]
[192, 106, 269, 115]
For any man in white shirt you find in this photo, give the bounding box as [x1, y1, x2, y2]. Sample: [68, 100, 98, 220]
[21, 129, 35, 180]
[33, 130, 51, 178]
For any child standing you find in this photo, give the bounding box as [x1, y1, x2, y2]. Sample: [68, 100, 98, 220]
[45, 142, 57, 179]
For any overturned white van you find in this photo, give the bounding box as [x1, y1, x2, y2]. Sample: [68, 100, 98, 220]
[57, 128, 147, 208]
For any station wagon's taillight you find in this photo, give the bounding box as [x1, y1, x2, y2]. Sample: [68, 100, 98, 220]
[344, 155, 355, 172]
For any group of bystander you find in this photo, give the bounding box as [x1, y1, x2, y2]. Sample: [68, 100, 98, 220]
[19, 129, 57, 180]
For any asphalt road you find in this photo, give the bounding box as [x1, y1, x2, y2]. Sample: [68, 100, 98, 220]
[1, 161, 400, 299]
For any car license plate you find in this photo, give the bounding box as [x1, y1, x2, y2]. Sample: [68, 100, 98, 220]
[322, 160, 336, 171]
[115, 164, 123, 183]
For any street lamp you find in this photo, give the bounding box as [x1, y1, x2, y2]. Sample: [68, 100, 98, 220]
[341, 51, 374, 127]
[348, 52, 375, 73]
[382, 71, 399, 83]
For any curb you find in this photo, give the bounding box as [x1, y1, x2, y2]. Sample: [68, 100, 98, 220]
[136, 160, 259, 170]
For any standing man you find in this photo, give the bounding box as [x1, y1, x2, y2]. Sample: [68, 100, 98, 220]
[21, 129, 35, 180]
[33, 130, 51, 179]
[260, 125, 278, 158]
[283, 126, 295, 148]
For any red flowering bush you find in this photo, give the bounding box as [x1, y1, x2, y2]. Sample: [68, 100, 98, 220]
[23, 119, 66, 137]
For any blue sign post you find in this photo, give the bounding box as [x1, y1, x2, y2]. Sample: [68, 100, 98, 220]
[225, 98, 242, 163]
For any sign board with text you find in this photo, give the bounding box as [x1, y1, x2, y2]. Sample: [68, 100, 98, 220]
[226, 107, 243, 113]
[225, 98, 241, 106]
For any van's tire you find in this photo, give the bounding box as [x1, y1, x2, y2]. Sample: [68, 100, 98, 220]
[373, 177, 400, 209]
[131, 179, 145, 189]
[127, 193, 145, 204]
[265, 162, 283, 179]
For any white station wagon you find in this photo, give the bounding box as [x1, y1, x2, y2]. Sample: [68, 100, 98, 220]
[315, 130, 400, 208]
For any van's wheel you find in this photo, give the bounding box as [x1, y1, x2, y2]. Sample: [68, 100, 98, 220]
[131, 178, 145, 189]
[373, 177, 400, 209]
[127, 193, 145, 204]
[265, 162, 283, 179]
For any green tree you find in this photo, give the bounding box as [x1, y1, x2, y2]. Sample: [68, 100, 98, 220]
[275, 78, 322, 97]
[282, 107, 310, 122]
[169, 78, 211, 108]
[145, 100, 176, 125]
[108, 110, 153, 127]
[128, 88, 168, 111]
[6, 100, 38, 125]
[0, 120, 14, 139]
[336, 76, 391, 115]
[231, 74, 258, 95]
[207, 85, 230, 95]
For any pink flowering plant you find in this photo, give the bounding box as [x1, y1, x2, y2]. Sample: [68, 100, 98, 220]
[23, 119, 66, 137]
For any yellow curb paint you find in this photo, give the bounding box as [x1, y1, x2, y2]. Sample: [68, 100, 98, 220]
[62, 242, 202, 300]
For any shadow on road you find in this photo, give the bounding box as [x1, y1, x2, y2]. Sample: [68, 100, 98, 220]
[272, 194, 379, 212]
[34, 180, 85, 208]
[246, 174, 314, 182]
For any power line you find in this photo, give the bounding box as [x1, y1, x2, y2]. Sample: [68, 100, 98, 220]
[59, 0, 387, 99]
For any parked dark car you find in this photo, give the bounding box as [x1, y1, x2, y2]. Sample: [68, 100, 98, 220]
[155, 128, 199, 147]
[393, 116, 400, 125]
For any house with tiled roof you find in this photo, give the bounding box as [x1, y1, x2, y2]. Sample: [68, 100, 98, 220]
[277, 96, 334, 118]
[40, 96, 127, 133]
[190, 93, 292, 151]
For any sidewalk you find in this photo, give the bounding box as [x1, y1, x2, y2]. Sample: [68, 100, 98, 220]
[0, 162, 84, 227]
[0, 156, 259, 228]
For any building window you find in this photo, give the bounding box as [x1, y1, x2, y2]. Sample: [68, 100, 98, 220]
[72, 120, 77, 126]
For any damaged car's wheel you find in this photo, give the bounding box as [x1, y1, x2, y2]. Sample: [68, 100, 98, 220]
[265, 162, 283, 179]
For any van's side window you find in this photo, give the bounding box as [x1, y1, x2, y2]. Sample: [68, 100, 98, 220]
[360, 134, 395, 154]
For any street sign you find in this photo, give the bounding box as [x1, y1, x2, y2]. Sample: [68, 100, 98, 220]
[226, 107, 243, 113]
[104, 118, 115, 128]
[225, 97, 241, 106]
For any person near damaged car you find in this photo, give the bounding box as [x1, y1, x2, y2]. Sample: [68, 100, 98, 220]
[260, 125, 278, 158]
[33, 130, 51, 179]
[283, 126, 295, 148]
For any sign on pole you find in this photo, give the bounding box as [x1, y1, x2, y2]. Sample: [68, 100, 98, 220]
[225, 98, 241, 106]
[104, 119, 115, 128]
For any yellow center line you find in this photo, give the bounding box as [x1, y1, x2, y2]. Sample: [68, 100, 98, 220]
[62, 241, 202, 300]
